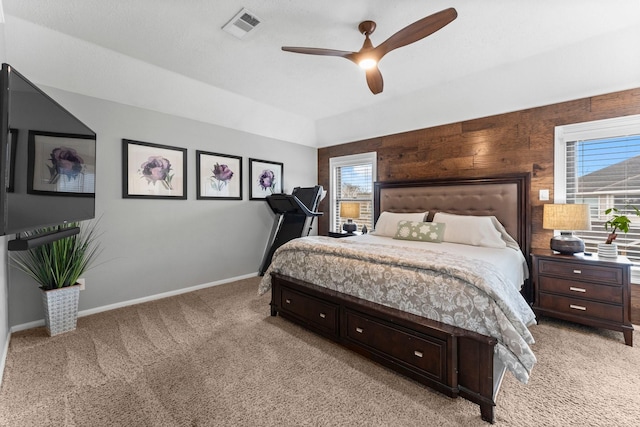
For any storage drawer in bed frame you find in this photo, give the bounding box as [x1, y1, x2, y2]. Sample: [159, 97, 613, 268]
[343, 308, 451, 385]
[269, 272, 499, 423]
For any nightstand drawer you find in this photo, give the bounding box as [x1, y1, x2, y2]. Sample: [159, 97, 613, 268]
[539, 293, 623, 323]
[538, 276, 623, 304]
[538, 259, 623, 285]
[532, 251, 633, 346]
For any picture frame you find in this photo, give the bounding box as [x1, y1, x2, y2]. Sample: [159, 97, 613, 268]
[122, 139, 187, 199]
[27, 130, 97, 197]
[196, 150, 243, 200]
[249, 158, 283, 200]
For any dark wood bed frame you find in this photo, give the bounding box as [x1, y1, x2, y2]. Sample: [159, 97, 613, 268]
[269, 174, 531, 423]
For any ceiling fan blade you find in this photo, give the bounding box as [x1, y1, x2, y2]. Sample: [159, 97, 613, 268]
[374, 8, 457, 59]
[365, 66, 384, 94]
[282, 46, 356, 60]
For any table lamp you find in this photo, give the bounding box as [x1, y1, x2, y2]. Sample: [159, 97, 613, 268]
[543, 203, 591, 254]
[340, 202, 361, 234]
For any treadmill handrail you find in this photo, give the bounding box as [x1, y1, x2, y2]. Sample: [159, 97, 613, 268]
[293, 195, 323, 217]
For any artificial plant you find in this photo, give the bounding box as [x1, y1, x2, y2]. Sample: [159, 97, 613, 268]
[11, 221, 102, 290]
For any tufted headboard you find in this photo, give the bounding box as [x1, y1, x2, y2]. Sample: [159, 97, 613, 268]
[374, 174, 531, 255]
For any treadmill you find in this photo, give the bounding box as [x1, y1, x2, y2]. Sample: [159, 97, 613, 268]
[258, 185, 323, 276]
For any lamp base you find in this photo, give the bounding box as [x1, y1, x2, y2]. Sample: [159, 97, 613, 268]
[342, 221, 357, 233]
[550, 233, 585, 254]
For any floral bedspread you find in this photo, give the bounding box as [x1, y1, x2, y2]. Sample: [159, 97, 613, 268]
[259, 236, 537, 383]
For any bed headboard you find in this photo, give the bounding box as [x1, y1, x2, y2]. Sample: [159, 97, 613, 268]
[374, 174, 531, 256]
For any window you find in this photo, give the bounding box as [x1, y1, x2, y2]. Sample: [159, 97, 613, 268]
[329, 152, 377, 233]
[555, 114, 640, 281]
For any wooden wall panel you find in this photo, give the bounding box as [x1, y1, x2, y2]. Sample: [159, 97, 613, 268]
[631, 283, 640, 325]
[317, 87, 640, 250]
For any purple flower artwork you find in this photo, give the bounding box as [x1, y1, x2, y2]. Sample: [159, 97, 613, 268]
[139, 155, 174, 190]
[210, 163, 234, 191]
[47, 146, 84, 184]
[249, 159, 282, 200]
[258, 169, 276, 193]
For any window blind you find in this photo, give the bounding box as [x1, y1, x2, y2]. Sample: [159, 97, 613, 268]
[329, 152, 376, 234]
[567, 135, 640, 265]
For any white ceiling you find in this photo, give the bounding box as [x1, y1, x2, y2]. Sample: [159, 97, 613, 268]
[2, 0, 640, 147]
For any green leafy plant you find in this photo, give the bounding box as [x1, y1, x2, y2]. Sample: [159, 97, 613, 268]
[11, 221, 102, 290]
[603, 206, 640, 244]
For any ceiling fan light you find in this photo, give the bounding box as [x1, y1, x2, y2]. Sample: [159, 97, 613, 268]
[358, 58, 377, 69]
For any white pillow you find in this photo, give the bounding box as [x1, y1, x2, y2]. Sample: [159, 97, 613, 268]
[372, 211, 428, 237]
[432, 212, 507, 248]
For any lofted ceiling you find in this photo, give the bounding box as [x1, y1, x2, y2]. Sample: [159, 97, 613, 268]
[2, 0, 640, 147]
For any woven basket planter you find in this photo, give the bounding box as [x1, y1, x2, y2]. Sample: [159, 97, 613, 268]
[41, 285, 80, 336]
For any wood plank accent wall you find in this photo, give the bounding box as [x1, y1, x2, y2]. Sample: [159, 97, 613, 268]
[632, 283, 640, 325]
[317, 88, 640, 251]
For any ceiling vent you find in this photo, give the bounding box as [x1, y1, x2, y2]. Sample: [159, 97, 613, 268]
[222, 8, 262, 39]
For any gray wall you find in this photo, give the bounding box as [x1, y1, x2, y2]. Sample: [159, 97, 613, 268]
[7, 88, 317, 327]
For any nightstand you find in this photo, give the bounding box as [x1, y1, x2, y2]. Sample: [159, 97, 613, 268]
[532, 250, 634, 346]
[327, 231, 362, 238]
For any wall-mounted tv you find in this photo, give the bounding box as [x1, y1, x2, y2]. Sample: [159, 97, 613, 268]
[0, 63, 96, 239]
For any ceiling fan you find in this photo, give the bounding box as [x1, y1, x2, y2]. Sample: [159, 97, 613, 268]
[282, 7, 458, 95]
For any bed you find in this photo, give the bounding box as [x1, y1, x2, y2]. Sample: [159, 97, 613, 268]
[259, 174, 535, 423]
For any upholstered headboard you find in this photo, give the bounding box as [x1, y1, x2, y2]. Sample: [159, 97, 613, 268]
[374, 174, 530, 255]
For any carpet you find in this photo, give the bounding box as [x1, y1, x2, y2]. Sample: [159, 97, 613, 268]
[0, 277, 638, 426]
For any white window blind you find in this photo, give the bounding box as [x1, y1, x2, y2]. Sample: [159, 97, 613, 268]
[556, 115, 640, 281]
[329, 152, 376, 233]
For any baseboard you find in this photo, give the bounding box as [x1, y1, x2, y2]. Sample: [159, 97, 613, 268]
[10, 272, 259, 333]
[0, 329, 10, 387]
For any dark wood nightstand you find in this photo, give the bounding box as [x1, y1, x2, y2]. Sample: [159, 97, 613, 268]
[327, 231, 362, 238]
[532, 250, 634, 346]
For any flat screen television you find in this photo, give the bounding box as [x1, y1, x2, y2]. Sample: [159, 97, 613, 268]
[0, 63, 96, 240]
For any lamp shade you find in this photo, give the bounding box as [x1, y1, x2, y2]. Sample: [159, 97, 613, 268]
[340, 202, 361, 219]
[543, 204, 591, 231]
[543, 203, 591, 254]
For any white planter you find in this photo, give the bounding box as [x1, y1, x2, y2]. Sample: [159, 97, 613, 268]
[597, 243, 618, 259]
[42, 285, 80, 336]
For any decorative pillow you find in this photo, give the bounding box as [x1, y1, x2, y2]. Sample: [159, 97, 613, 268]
[432, 212, 507, 248]
[371, 211, 428, 237]
[393, 221, 446, 243]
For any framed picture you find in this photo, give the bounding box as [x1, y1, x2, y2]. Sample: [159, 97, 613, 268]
[122, 139, 187, 199]
[27, 130, 96, 196]
[196, 150, 242, 200]
[249, 158, 283, 200]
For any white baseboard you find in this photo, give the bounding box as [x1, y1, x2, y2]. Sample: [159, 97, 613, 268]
[0, 329, 10, 387]
[10, 272, 259, 333]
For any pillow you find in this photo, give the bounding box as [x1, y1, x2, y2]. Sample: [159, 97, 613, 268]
[393, 221, 446, 243]
[371, 211, 428, 237]
[432, 212, 507, 248]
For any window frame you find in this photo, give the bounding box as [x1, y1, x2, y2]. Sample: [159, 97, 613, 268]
[329, 152, 377, 233]
[555, 114, 640, 282]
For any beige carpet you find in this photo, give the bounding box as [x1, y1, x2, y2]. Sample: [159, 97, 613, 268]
[0, 277, 638, 426]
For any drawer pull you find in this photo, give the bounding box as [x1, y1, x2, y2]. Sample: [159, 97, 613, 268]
[569, 286, 586, 293]
[414, 350, 423, 358]
[570, 304, 587, 311]
[285, 299, 291, 304]
[319, 313, 326, 319]
[573, 270, 582, 274]
[355, 327, 364, 334]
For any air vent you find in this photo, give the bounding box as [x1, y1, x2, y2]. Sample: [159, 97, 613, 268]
[222, 8, 262, 39]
